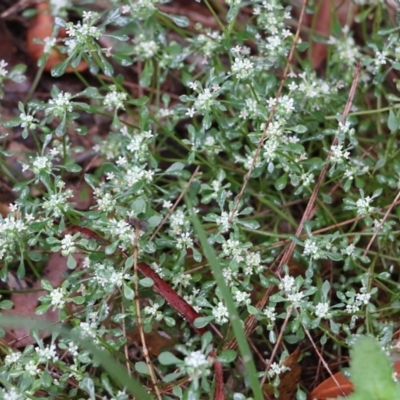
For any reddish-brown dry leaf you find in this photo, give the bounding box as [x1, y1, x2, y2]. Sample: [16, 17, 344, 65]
[308, 359, 400, 400]
[71, 225, 207, 336]
[27, 2, 87, 72]
[211, 349, 224, 400]
[308, 371, 352, 400]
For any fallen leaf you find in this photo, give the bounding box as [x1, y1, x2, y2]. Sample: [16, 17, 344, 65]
[264, 347, 302, 400]
[2, 252, 82, 347]
[128, 329, 175, 357]
[308, 359, 400, 399]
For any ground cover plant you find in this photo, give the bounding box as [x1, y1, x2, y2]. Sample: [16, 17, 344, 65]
[1, 0, 400, 399]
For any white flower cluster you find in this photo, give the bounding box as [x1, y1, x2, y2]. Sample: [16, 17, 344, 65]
[184, 350, 213, 380]
[0, 213, 28, 262]
[104, 85, 128, 110]
[65, 13, 101, 55]
[346, 288, 372, 314]
[0, 60, 8, 77]
[47, 91, 73, 117]
[278, 275, 304, 307]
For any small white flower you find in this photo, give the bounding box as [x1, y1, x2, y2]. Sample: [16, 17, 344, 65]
[116, 156, 127, 166]
[0, 60, 8, 77]
[25, 360, 40, 376]
[212, 301, 229, 324]
[35, 344, 59, 362]
[231, 57, 254, 80]
[186, 107, 196, 117]
[4, 351, 21, 365]
[234, 290, 250, 305]
[43, 37, 57, 53]
[263, 306, 276, 322]
[330, 144, 350, 164]
[356, 196, 374, 216]
[279, 275, 295, 293]
[50, 287, 67, 308]
[60, 234, 76, 256]
[356, 292, 371, 305]
[104, 86, 127, 110]
[315, 302, 330, 319]
[184, 350, 212, 380]
[267, 362, 288, 378]
[176, 232, 193, 249]
[163, 200, 173, 209]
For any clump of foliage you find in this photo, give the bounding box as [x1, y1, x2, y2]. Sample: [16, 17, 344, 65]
[1, 0, 400, 399]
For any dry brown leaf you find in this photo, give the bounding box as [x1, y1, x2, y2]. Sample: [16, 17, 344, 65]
[308, 359, 400, 400]
[128, 329, 175, 357]
[264, 347, 302, 400]
[2, 252, 82, 348]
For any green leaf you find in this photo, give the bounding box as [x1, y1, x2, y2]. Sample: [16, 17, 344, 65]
[84, 173, 99, 189]
[35, 303, 52, 315]
[26, 251, 42, 262]
[297, 41, 309, 51]
[41, 279, 54, 291]
[51, 58, 70, 77]
[348, 336, 400, 399]
[79, 87, 100, 98]
[227, 3, 240, 23]
[132, 197, 147, 215]
[125, 256, 134, 268]
[105, 240, 119, 255]
[158, 351, 181, 365]
[64, 163, 82, 173]
[275, 173, 288, 190]
[388, 109, 398, 133]
[135, 361, 150, 375]
[139, 60, 154, 88]
[217, 350, 237, 363]
[193, 316, 213, 328]
[80, 376, 95, 400]
[167, 14, 190, 27]
[139, 278, 154, 287]
[67, 254, 77, 269]
[71, 296, 85, 304]
[165, 162, 185, 173]
[237, 219, 260, 229]
[102, 8, 121, 25]
[0, 300, 13, 310]
[123, 284, 134, 300]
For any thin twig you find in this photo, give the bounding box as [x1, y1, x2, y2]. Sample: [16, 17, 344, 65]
[278, 62, 361, 270]
[301, 314, 346, 397]
[132, 222, 162, 400]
